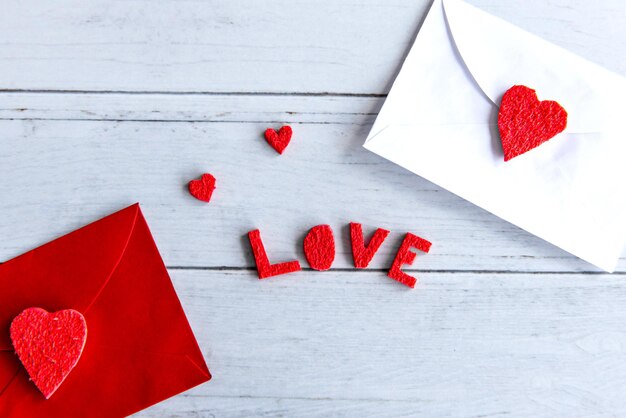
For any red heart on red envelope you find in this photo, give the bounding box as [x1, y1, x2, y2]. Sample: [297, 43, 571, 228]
[498, 85, 568, 161]
[264, 126, 293, 154]
[10, 308, 87, 399]
[188, 173, 216, 202]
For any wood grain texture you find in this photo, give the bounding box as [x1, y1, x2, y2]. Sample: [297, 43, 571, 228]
[136, 270, 626, 417]
[0, 0, 623, 94]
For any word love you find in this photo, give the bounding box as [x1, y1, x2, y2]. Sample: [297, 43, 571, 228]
[248, 222, 432, 288]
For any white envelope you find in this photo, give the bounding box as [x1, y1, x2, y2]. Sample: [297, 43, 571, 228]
[364, 0, 626, 272]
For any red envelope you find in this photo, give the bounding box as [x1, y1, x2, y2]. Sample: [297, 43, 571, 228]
[0, 204, 211, 417]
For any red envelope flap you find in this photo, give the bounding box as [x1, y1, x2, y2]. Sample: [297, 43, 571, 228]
[0, 204, 210, 416]
[85, 207, 208, 362]
[0, 204, 140, 351]
[83, 205, 209, 376]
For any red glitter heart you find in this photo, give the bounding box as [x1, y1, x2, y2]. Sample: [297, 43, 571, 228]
[264, 126, 293, 154]
[10, 308, 87, 399]
[498, 85, 568, 161]
[188, 173, 216, 203]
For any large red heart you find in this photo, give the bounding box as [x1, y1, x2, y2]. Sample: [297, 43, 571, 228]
[264, 126, 293, 154]
[10, 308, 87, 399]
[188, 173, 216, 202]
[498, 85, 568, 161]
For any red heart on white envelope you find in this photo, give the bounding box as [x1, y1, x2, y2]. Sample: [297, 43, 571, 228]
[498, 85, 568, 161]
[10, 308, 87, 399]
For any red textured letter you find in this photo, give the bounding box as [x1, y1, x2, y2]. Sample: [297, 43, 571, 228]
[349, 222, 390, 269]
[303, 225, 335, 271]
[387, 233, 432, 288]
[248, 229, 301, 279]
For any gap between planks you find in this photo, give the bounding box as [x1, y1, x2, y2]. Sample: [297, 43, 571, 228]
[0, 90, 384, 124]
[167, 266, 626, 276]
[0, 89, 387, 98]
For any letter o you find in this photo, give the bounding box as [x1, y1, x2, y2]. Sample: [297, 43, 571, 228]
[303, 224, 335, 271]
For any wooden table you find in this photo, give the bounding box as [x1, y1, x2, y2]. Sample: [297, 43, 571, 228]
[1, 1, 625, 416]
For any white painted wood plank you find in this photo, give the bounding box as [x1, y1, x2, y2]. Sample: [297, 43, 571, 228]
[135, 269, 626, 416]
[136, 396, 448, 418]
[0, 0, 623, 94]
[1, 102, 623, 273]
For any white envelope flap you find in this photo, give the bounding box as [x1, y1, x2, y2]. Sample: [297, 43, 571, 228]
[442, 0, 626, 134]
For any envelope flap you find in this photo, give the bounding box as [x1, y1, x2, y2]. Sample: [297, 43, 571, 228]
[84, 206, 208, 364]
[0, 204, 140, 350]
[442, 0, 626, 133]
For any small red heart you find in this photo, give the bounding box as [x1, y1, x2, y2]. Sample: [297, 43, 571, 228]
[188, 173, 216, 202]
[264, 126, 293, 154]
[498, 85, 568, 161]
[10, 308, 87, 399]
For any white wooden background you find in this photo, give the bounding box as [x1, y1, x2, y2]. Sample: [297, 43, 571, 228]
[1, 0, 625, 416]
